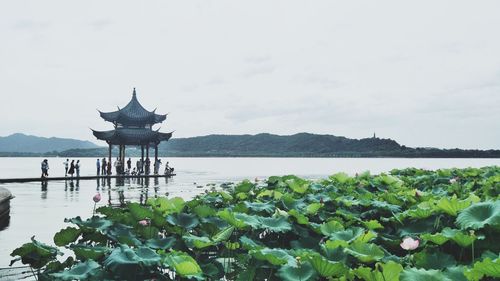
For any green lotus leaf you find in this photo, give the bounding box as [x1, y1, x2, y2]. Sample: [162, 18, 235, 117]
[244, 201, 275, 213]
[212, 226, 234, 243]
[65, 216, 113, 232]
[183, 234, 214, 249]
[257, 190, 283, 199]
[441, 227, 477, 247]
[144, 237, 176, 249]
[54, 227, 81, 246]
[50, 260, 102, 281]
[363, 220, 384, 230]
[330, 227, 364, 242]
[435, 195, 471, 216]
[329, 172, 351, 184]
[236, 267, 256, 281]
[10, 237, 61, 269]
[286, 178, 309, 194]
[234, 213, 261, 228]
[192, 205, 216, 218]
[71, 245, 109, 260]
[414, 250, 456, 270]
[400, 268, 451, 281]
[103, 245, 160, 278]
[320, 220, 345, 236]
[277, 261, 317, 281]
[217, 209, 247, 228]
[281, 194, 307, 211]
[305, 203, 322, 215]
[344, 241, 385, 263]
[404, 206, 434, 219]
[166, 213, 200, 229]
[235, 180, 254, 193]
[289, 209, 309, 225]
[464, 255, 500, 281]
[147, 197, 185, 215]
[420, 233, 449, 245]
[309, 254, 347, 277]
[444, 266, 468, 281]
[354, 261, 403, 281]
[259, 216, 292, 233]
[456, 201, 500, 230]
[127, 202, 153, 220]
[162, 250, 203, 279]
[240, 235, 264, 250]
[250, 248, 297, 267]
[107, 224, 141, 246]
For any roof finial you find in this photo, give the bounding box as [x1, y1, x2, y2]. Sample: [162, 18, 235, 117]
[133, 87, 136, 97]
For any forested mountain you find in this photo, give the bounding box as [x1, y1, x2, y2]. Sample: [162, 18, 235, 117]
[0, 133, 98, 153]
[1, 132, 499, 158]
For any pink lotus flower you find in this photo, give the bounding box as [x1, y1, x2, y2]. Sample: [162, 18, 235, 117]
[400, 237, 419, 250]
[93, 193, 101, 203]
[138, 220, 150, 226]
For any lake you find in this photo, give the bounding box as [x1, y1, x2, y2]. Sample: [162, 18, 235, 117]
[0, 157, 498, 267]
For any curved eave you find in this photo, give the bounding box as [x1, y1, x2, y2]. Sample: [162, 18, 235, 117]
[91, 129, 173, 145]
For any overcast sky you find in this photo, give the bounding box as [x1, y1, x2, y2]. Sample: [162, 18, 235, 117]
[1, 1, 499, 149]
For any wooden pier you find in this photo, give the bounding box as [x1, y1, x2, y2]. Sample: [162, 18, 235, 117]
[0, 174, 176, 184]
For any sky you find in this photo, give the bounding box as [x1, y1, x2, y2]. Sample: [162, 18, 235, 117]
[1, 1, 500, 149]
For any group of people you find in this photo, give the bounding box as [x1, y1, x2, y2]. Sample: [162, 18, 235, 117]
[96, 157, 174, 176]
[41, 158, 173, 178]
[63, 159, 81, 177]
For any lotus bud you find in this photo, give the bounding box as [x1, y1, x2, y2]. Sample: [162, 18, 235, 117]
[400, 237, 419, 250]
[295, 256, 301, 265]
[138, 219, 150, 226]
[449, 178, 457, 184]
[93, 193, 101, 203]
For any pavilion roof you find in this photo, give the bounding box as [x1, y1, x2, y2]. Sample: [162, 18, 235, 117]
[91, 128, 172, 145]
[98, 88, 167, 126]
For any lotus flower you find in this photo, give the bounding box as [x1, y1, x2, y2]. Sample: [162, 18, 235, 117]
[449, 178, 458, 184]
[93, 193, 101, 203]
[400, 237, 419, 250]
[138, 220, 150, 226]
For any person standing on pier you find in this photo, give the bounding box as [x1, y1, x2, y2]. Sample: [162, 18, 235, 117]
[76, 160, 81, 177]
[68, 160, 75, 178]
[63, 159, 69, 176]
[115, 158, 122, 175]
[41, 159, 49, 178]
[101, 158, 107, 175]
[127, 158, 132, 171]
[145, 158, 151, 175]
[136, 159, 141, 175]
[96, 159, 101, 176]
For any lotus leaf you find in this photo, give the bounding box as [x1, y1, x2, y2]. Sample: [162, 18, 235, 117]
[66, 216, 113, 232]
[54, 227, 81, 246]
[127, 202, 153, 220]
[344, 242, 385, 263]
[414, 250, 456, 270]
[251, 248, 297, 267]
[212, 226, 234, 242]
[354, 261, 403, 281]
[435, 195, 472, 216]
[72, 245, 109, 260]
[400, 268, 451, 281]
[50, 260, 102, 281]
[309, 254, 347, 277]
[244, 201, 275, 213]
[10, 237, 61, 269]
[289, 209, 309, 225]
[456, 201, 500, 230]
[464, 255, 500, 281]
[277, 261, 317, 281]
[217, 209, 247, 228]
[166, 213, 200, 229]
[162, 250, 203, 279]
[147, 197, 185, 215]
[144, 237, 176, 249]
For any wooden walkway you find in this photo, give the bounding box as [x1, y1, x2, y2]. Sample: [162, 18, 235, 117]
[0, 174, 176, 184]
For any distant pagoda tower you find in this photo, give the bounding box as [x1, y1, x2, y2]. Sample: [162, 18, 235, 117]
[91, 88, 172, 169]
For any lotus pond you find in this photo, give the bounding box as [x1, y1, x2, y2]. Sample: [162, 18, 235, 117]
[10, 166, 500, 280]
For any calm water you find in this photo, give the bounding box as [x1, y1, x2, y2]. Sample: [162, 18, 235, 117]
[0, 157, 498, 267]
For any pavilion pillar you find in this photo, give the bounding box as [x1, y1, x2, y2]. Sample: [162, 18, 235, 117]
[146, 145, 150, 159]
[121, 145, 126, 165]
[154, 144, 158, 163]
[108, 144, 112, 169]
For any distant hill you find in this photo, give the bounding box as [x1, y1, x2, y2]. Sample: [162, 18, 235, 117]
[0, 133, 99, 153]
[160, 133, 404, 156]
[1, 132, 499, 158]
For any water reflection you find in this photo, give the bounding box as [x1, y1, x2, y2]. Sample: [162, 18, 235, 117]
[41, 180, 48, 199]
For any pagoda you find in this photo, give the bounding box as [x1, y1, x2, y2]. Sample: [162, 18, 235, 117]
[91, 88, 172, 172]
